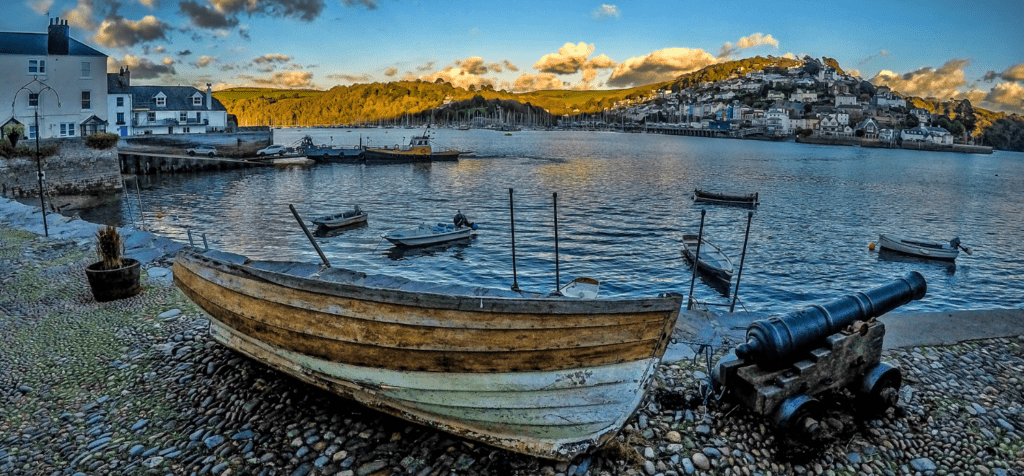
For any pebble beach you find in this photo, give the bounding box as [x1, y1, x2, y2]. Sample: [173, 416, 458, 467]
[1, 202, 1022, 476]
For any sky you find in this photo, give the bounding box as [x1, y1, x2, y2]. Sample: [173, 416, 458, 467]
[4, 0, 1023, 114]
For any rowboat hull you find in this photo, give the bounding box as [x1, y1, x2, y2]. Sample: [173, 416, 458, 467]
[363, 149, 460, 163]
[682, 234, 735, 283]
[878, 234, 958, 261]
[692, 189, 759, 207]
[172, 250, 682, 460]
[313, 212, 367, 229]
[384, 226, 473, 247]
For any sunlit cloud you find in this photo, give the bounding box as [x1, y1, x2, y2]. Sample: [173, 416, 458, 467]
[196, 55, 216, 67]
[92, 15, 171, 47]
[870, 59, 970, 100]
[454, 57, 489, 75]
[581, 53, 616, 83]
[252, 53, 292, 65]
[591, 4, 620, 19]
[501, 59, 519, 72]
[718, 33, 778, 59]
[179, 0, 237, 28]
[209, 0, 325, 22]
[416, 61, 436, 72]
[63, 0, 99, 30]
[237, 71, 317, 88]
[607, 47, 717, 88]
[512, 73, 564, 92]
[534, 42, 595, 75]
[108, 54, 176, 79]
[983, 63, 1024, 82]
[981, 82, 1024, 112]
[162, 57, 174, 65]
[384, 67, 398, 77]
[325, 73, 371, 83]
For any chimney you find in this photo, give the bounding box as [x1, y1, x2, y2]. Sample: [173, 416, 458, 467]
[120, 65, 131, 88]
[206, 83, 212, 110]
[47, 17, 70, 56]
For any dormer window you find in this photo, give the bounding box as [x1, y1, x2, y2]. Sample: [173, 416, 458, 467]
[155, 93, 166, 107]
[192, 94, 203, 106]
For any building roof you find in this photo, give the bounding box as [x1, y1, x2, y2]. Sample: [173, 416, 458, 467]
[0, 32, 106, 57]
[129, 85, 227, 112]
[108, 73, 131, 94]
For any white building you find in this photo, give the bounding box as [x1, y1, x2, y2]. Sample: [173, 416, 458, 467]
[107, 67, 133, 136]
[1, 17, 108, 140]
[835, 94, 858, 107]
[122, 78, 228, 135]
[765, 107, 791, 134]
[901, 126, 953, 145]
[791, 90, 819, 103]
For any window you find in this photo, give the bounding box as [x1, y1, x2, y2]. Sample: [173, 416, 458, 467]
[68, 124, 75, 136]
[155, 95, 166, 107]
[116, 112, 125, 125]
[29, 93, 38, 107]
[193, 95, 202, 106]
[116, 97, 124, 107]
[81, 91, 91, 110]
[28, 59, 45, 74]
[182, 127, 190, 133]
[180, 112, 188, 122]
[29, 125, 37, 139]
[59, 123, 76, 137]
[147, 112, 155, 122]
[81, 61, 91, 78]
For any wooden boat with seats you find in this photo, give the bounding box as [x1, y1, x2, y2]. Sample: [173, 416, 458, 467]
[682, 234, 735, 283]
[692, 189, 759, 207]
[172, 248, 683, 461]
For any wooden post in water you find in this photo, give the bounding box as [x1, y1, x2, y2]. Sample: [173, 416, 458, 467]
[289, 204, 331, 268]
[553, 192, 560, 295]
[509, 188, 520, 292]
[730, 211, 753, 313]
[687, 209, 706, 310]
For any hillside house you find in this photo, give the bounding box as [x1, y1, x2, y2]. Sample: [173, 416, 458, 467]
[855, 117, 881, 138]
[791, 90, 819, 103]
[835, 94, 858, 107]
[910, 108, 931, 126]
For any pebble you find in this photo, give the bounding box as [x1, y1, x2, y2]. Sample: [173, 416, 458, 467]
[691, 453, 711, 470]
[203, 435, 225, 448]
[158, 309, 181, 320]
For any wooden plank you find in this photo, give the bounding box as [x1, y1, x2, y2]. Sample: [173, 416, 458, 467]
[178, 275, 661, 373]
[175, 262, 666, 351]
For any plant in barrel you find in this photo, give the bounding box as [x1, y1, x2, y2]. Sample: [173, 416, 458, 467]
[85, 225, 142, 302]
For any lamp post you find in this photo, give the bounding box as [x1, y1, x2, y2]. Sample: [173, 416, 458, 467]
[13, 76, 61, 237]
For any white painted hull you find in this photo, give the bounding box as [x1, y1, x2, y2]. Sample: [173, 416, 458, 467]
[210, 321, 658, 459]
[385, 226, 473, 247]
[878, 234, 958, 260]
[313, 212, 367, 229]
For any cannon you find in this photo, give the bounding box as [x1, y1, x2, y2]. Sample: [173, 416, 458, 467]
[712, 272, 926, 435]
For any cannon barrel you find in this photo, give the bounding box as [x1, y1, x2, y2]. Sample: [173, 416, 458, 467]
[735, 271, 926, 364]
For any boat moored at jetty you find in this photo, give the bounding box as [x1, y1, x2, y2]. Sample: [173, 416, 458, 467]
[692, 189, 759, 207]
[172, 248, 683, 460]
[363, 129, 460, 163]
[312, 205, 367, 229]
[682, 233, 735, 287]
[297, 135, 364, 161]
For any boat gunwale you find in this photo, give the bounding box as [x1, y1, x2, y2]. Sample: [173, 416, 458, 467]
[176, 249, 684, 315]
[681, 234, 735, 277]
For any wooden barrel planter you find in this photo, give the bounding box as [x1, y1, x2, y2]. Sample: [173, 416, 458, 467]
[85, 259, 142, 302]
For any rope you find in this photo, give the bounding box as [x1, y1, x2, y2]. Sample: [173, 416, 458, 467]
[372, 235, 387, 254]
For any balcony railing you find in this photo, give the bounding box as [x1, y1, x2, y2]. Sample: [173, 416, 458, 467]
[132, 118, 208, 127]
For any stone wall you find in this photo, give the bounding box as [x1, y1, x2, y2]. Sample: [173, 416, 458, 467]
[119, 131, 272, 158]
[0, 138, 122, 198]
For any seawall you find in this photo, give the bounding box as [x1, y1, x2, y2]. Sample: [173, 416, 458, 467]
[119, 131, 273, 158]
[0, 138, 121, 199]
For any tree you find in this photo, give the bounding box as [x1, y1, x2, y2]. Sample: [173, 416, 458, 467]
[905, 114, 919, 128]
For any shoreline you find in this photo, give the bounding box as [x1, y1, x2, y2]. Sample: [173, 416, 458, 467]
[1, 197, 1022, 476]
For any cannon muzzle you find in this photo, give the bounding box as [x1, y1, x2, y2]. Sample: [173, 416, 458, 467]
[735, 271, 926, 365]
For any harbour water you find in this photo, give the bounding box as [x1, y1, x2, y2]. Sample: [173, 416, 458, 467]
[84, 128, 1024, 313]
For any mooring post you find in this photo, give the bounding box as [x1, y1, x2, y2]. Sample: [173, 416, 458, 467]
[687, 209, 706, 310]
[509, 188, 520, 292]
[731, 211, 754, 313]
[187, 229, 194, 247]
[201, 233, 208, 250]
[134, 179, 146, 231]
[553, 192, 560, 295]
[289, 204, 331, 268]
[123, 179, 137, 229]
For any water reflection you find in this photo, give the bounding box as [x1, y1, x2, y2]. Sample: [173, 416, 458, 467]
[382, 238, 475, 261]
[876, 249, 957, 276]
[313, 221, 368, 238]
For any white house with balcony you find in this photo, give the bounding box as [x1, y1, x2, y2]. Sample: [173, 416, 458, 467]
[765, 107, 791, 134]
[791, 90, 818, 103]
[1, 17, 108, 140]
[122, 80, 228, 135]
[835, 94, 858, 107]
[910, 108, 931, 126]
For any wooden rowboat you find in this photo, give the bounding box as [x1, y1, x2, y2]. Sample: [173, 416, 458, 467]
[878, 234, 966, 261]
[682, 234, 735, 284]
[172, 249, 683, 460]
[692, 189, 759, 207]
[312, 206, 367, 229]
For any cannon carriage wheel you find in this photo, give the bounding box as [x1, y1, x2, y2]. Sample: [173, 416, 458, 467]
[773, 395, 823, 435]
[857, 362, 902, 413]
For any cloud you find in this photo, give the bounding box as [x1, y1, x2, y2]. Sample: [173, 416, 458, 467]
[179, 0, 238, 28]
[208, 0, 325, 22]
[238, 25, 250, 40]
[110, 54, 176, 79]
[455, 57, 489, 75]
[718, 32, 778, 59]
[982, 82, 1024, 111]
[591, 4, 620, 19]
[869, 59, 970, 100]
[137, 0, 156, 5]
[237, 71, 317, 88]
[501, 59, 519, 72]
[782, 52, 797, 60]
[92, 15, 171, 47]
[177, 49, 193, 56]
[847, 69, 861, 78]
[416, 61, 435, 72]
[252, 53, 292, 65]
[341, 0, 377, 8]
[419, 64, 496, 90]
[162, 57, 174, 65]
[63, 0, 99, 30]
[984, 63, 1024, 82]
[512, 73, 564, 92]
[195, 55, 216, 67]
[534, 42, 595, 75]
[384, 67, 398, 77]
[606, 47, 717, 88]
[28, 0, 54, 15]
[325, 73, 371, 83]
[581, 53, 616, 83]
[858, 49, 890, 66]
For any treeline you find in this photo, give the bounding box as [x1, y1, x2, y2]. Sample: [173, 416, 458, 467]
[979, 116, 1024, 151]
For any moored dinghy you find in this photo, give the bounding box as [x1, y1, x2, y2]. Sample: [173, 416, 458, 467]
[384, 210, 478, 247]
[172, 248, 683, 460]
[682, 233, 735, 286]
[692, 189, 759, 207]
[312, 205, 367, 229]
[877, 234, 970, 261]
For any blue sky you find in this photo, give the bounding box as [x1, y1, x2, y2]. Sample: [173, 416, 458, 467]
[5, 0, 1023, 113]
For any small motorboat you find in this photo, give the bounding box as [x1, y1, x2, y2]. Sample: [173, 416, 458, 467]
[558, 277, 600, 299]
[384, 210, 478, 247]
[692, 189, 759, 207]
[682, 233, 735, 283]
[877, 234, 970, 261]
[312, 205, 367, 229]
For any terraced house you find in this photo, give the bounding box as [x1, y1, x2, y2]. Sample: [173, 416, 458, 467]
[110, 68, 228, 136]
[0, 17, 108, 140]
